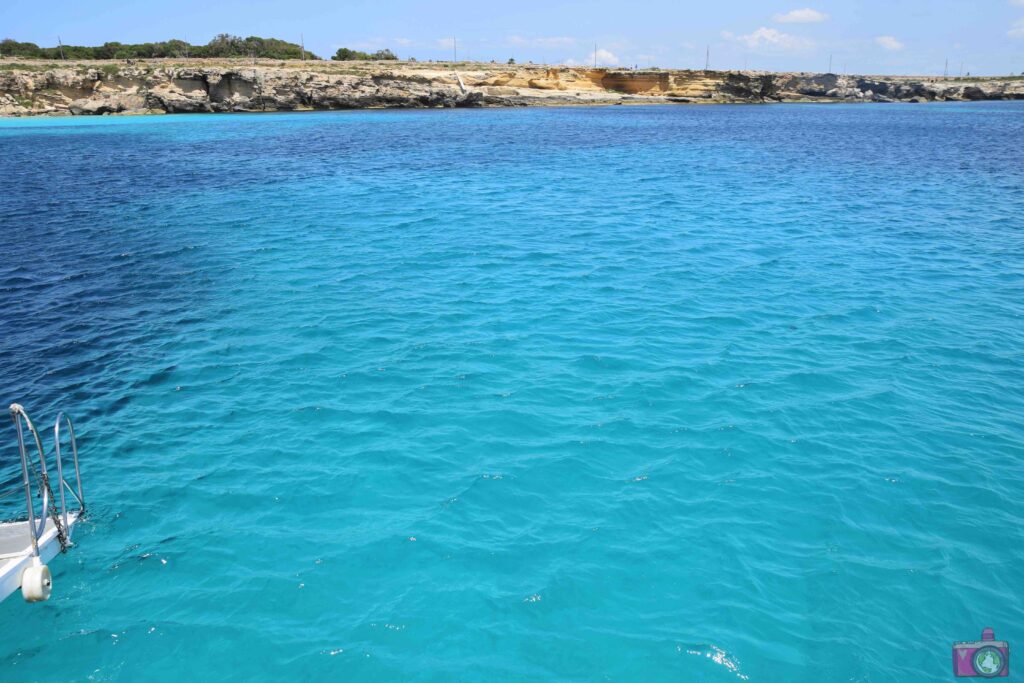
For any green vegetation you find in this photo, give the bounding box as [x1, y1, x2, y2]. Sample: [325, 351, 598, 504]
[0, 62, 45, 71]
[331, 47, 398, 61]
[0, 35, 320, 60]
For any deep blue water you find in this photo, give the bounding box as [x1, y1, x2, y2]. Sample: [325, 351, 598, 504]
[1, 103, 1023, 681]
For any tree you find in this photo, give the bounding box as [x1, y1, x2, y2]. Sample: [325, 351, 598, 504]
[1, 39, 44, 58]
[332, 47, 368, 61]
[332, 47, 398, 61]
[0, 36, 319, 60]
[164, 39, 189, 58]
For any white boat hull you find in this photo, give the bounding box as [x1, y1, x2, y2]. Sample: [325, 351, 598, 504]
[0, 512, 79, 604]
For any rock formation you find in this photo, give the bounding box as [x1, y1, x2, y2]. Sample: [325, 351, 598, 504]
[2, 60, 1022, 117]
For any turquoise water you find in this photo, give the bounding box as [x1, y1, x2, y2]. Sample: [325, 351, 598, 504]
[1, 103, 1023, 681]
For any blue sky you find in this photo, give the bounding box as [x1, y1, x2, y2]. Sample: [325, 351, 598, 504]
[5, 0, 1024, 75]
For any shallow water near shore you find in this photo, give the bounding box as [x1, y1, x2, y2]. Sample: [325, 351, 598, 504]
[1, 103, 1023, 681]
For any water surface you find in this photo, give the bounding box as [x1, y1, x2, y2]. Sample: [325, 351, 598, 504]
[1, 103, 1023, 681]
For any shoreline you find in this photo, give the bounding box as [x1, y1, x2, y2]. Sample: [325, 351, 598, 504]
[6, 97, 1017, 124]
[3, 59, 1023, 117]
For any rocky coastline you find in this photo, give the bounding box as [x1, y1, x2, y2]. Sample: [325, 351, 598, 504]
[2, 59, 1023, 116]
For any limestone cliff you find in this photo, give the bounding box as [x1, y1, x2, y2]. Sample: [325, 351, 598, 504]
[1, 59, 1022, 116]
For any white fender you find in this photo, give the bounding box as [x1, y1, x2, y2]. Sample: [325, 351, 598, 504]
[21, 563, 52, 603]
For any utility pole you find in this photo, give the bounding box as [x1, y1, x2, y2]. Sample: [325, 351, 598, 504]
[594, 42, 598, 68]
[944, 58, 948, 77]
[184, 33, 189, 60]
[58, 36, 65, 60]
[705, 45, 710, 70]
[301, 34, 306, 61]
[453, 37, 457, 62]
[828, 54, 832, 73]
[959, 62, 963, 78]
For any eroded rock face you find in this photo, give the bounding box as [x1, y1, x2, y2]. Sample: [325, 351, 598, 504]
[69, 93, 147, 115]
[1, 61, 1022, 116]
[0, 64, 488, 116]
[773, 73, 1024, 103]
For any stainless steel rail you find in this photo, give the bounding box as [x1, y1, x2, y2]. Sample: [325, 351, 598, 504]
[10, 404, 48, 557]
[54, 411, 85, 537]
[8, 404, 84, 554]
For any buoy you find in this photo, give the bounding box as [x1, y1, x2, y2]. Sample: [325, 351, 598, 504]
[21, 563, 52, 602]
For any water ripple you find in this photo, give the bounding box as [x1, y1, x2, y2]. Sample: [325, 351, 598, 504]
[1, 103, 1023, 680]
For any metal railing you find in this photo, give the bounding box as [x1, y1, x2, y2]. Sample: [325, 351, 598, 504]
[54, 411, 85, 536]
[8, 404, 85, 557]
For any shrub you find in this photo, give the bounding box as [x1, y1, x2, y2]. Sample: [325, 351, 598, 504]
[0, 35, 319, 60]
[331, 47, 399, 61]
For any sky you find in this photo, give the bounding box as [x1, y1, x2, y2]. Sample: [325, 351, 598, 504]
[4, 0, 1024, 75]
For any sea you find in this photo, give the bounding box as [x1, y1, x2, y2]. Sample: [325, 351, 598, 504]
[1, 103, 1023, 681]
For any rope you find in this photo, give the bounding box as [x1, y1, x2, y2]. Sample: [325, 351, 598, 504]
[30, 452, 69, 553]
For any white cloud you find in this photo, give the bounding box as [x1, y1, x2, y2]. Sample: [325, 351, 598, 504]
[724, 27, 813, 51]
[1010, 19, 1024, 37]
[1010, 0, 1024, 6]
[594, 48, 620, 65]
[394, 38, 413, 46]
[565, 48, 619, 66]
[874, 35, 905, 51]
[507, 35, 577, 48]
[773, 8, 829, 23]
[435, 38, 456, 49]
